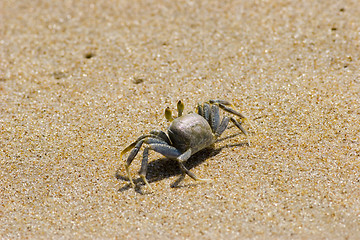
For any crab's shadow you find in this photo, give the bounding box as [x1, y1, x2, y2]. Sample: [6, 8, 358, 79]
[116, 134, 248, 193]
[116, 148, 220, 193]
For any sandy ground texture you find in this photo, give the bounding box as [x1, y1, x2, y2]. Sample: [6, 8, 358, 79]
[1, 0, 360, 239]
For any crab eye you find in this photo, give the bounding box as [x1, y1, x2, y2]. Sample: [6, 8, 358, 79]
[165, 107, 174, 121]
[177, 100, 184, 117]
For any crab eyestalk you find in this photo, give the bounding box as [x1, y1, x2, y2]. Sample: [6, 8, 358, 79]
[165, 107, 174, 122]
[177, 100, 184, 117]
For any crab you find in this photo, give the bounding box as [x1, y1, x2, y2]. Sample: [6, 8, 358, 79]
[117, 99, 251, 191]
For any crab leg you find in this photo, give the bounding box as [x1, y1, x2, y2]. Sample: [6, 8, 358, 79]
[203, 102, 211, 122]
[148, 143, 182, 159]
[150, 130, 171, 145]
[119, 132, 170, 162]
[209, 99, 232, 106]
[230, 117, 250, 145]
[197, 103, 203, 116]
[176, 149, 211, 182]
[214, 116, 230, 137]
[218, 103, 247, 119]
[124, 140, 144, 187]
[209, 104, 220, 132]
[230, 117, 248, 135]
[197, 102, 211, 122]
[119, 135, 169, 187]
[139, 147, 152, 191]
[148, 146, 210, 183]
[214, 100, 256, 132]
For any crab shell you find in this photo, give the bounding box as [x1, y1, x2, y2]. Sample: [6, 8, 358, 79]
[168, 113, 215, 154]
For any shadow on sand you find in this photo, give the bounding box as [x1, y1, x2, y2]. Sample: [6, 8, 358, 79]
[116, 133, 248, 194]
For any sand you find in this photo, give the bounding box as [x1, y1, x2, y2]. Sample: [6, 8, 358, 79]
[1, 0, 360, 239]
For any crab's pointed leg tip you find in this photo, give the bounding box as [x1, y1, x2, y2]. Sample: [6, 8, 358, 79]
[197, 178, 212, 183]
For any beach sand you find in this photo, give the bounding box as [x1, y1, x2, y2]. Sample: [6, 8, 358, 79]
[1, 0, 359, 239]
